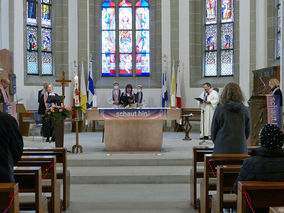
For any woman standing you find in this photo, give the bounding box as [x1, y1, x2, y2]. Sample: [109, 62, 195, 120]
[211, 82, 251, 154]
[269, 78, 283, 107]
[120, 84, 135, 107]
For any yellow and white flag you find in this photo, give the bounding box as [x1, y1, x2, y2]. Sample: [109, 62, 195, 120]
[80, 61, 88, 113]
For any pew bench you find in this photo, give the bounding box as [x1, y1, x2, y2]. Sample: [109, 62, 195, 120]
[17, 156, 61, 213]
[237, 181, 284, 213]
[23, 147, 70, 210]
[200, 154, 250, 213]
[14, 166, 48, 213]
[0, 183, 19, 213]
[212, 165, 242, 213]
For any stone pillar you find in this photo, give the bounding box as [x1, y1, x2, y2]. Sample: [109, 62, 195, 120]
[255, 0, 267, 69]
[239, 0, 251, 102]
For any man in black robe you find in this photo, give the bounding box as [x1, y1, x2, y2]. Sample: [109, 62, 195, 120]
[0, 111, 23, 182]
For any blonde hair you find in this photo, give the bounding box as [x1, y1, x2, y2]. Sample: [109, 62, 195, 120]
[269, 79, 280, 88]
[220, 82, 245, 104]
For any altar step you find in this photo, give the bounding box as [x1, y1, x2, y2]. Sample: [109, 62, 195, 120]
[70, 166, 191, 184]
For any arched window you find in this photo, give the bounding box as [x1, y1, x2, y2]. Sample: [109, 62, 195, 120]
[26, 0, 53, 75]
[276, 0, 281, 59]
[101, 0, 150, 77]
[203, 0, 234, 77]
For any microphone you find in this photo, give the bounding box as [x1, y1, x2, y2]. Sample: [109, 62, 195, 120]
[259, 77, 266, 86]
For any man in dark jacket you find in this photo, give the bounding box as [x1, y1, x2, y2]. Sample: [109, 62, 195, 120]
[234, 124, 284, 212]
[0, 111, 24, 182]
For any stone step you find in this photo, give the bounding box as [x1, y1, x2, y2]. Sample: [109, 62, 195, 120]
[67, 184, 194, 213]
[70, 166, 191, 184]
[67, 158, 192, 167]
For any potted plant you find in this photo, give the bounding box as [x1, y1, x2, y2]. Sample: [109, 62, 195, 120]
[45, 106, 71, 147]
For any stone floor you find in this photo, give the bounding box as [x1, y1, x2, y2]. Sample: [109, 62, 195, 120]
[23, 131, 213, 213]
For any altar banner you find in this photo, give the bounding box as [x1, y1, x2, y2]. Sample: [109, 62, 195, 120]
[99, 108, 167, 120]
[267, 95, 282, 129]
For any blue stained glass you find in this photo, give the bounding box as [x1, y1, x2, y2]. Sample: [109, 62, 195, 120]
[27, 51, 39, 74]
[102, 0, 115, 7]
[205, 0, 217, 24]
[102, 31, 116, 53]
[27, 1, 37, 25]
[205, 25, 217, 51]
[136, 54, 150, 76]
[119, 54, 132, 76]
[136, 7, 150, 30]
[41, 4, 51, 27]
[102, 7, 116, 30]
[41, 28, 52, 51]
[136, 31, 149, 53]
[221, 50, 233, 75]
[221, 23, 233, 49]
[119, 31, 132, 53]
[42, 52, 53, 75]
[136, 0, 149, 7]
[119, 7, 132, 30]
[27, 26, 38, 51]
[102, 54, 116, 76]
[221, 0, 234, 23]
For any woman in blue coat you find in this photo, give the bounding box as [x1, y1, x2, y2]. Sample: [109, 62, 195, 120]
[211, 82, 251, 154]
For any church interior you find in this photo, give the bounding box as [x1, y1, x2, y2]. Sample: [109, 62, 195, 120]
[1, 0, 284, 212]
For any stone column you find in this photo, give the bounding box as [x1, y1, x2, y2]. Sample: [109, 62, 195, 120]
[255, 0, 267, 69]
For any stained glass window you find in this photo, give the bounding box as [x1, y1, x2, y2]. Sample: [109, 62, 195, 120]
[276, 0, 281, 59]
[204, 0, 234, 76]
[136, 0, 150, 76]
[26, 0, 53, 75]
[101, 0, 150, 77]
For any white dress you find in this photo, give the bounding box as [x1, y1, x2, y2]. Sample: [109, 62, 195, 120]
[199, 89, 219, 137]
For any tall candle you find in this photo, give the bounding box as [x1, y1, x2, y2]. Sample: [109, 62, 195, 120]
[171, 95, 176, 107]
[74, 75, 80, 106]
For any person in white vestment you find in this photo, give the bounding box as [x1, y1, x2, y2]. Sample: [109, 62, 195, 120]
[108, 81, 121, 108]
[198, 82, 219, 139]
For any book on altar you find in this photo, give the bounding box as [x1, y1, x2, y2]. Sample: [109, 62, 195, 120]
[194, 97, 204, 102]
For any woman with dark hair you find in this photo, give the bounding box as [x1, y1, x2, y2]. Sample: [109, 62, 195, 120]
[211, 82, 251, 154]
[120, 84, 135, 107]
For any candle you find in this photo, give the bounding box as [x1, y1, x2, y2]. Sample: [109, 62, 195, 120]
[74, 75, 80, 106]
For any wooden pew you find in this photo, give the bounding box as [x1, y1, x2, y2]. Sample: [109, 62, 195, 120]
[190, 146, 214, 209]
[14, 166, 48, 213]
[212, 165, 242, 213]
[23, 147, 70, 210]
[200, 154, 250, 213]
[0, 183, 19, 213]
[191, 146, 258, 209]
[17, 156, 61, 213]
[237, 181, 284, 213]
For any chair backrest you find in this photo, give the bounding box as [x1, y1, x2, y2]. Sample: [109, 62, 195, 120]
[237, 181, 284, 213]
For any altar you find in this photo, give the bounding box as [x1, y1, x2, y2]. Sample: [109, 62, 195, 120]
[86, 108, 181, 151]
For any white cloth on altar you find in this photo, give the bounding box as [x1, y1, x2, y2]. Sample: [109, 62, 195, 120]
[199, 89, 219, 137]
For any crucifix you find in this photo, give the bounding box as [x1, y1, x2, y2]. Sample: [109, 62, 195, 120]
[56, 71, 71, 106]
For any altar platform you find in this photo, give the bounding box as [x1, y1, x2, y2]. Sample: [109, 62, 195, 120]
[86, 108, 181, 151]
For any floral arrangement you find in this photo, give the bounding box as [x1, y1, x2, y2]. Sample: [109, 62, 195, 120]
[45, 106, 72, 121]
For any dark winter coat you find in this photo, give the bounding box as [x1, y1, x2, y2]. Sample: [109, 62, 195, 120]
[211, 101, 251, 154]
[0, 112, 23, 182]
[272, 87, 283, 107]
[233, 147, 284, 213]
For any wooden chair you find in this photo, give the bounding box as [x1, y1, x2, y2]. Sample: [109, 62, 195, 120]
[237, 181, 284, 213]
[14, 166, 48, 213]
[23, 147, 70, 210]
[200, 154, 250, 213]
[212, 165, 242, 213]
[17, 156, 61, 213]
[0, 183, 19, 213]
